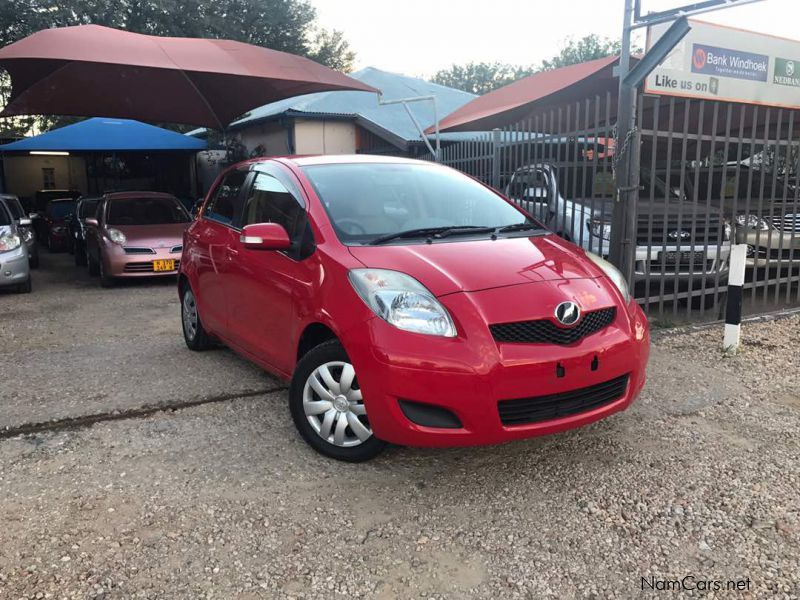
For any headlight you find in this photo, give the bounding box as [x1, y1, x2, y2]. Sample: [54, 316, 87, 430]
[20, 228, 34, 243]
[588, 218, 612, 241]
[0, 233, 22, 253]
[585, 252, 631, 304]
[107, 228, 127, 245]
[348, 269, 457, 337]
[735, 215, 771, 231]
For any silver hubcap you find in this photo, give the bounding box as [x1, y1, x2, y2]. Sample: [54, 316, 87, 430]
[303, 361, 372, 448]
[182, 290, 198, 341]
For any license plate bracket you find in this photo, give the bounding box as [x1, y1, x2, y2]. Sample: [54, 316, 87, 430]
[153, 259, 176, 272]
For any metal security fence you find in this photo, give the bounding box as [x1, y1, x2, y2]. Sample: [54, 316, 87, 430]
[418, 93, 800, 323]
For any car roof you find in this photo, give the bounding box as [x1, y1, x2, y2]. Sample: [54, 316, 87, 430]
[104, 191, 178, 200]
[275, 154, 432, 168]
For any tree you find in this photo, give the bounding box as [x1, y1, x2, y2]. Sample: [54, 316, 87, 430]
[540, 34, 626, 71]
[432, 62, 536, 96]
[0, 0, 356, 135]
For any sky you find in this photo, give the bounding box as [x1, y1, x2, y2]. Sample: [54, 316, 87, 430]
[310, 0, 800, 78]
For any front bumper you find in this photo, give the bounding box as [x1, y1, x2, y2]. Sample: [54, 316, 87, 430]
[0, 245, 31, 288]
[633, 243, 730, 281]
[104, 244, 182, 277]
[738, 229, 800, 267]
[344, 293, 649, 448]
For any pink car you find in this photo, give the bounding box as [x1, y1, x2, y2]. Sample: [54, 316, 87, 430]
[85, 192, 190, 287]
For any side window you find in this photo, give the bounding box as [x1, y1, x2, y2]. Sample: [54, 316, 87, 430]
[241, 173, 305, 239]
[205, 169, 248, 226]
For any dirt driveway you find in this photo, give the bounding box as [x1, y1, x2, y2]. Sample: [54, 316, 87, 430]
[1, 253, 798, 599]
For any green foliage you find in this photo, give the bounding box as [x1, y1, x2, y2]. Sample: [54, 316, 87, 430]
[431, 62, 536, 96]
[539, 34, 624, 71]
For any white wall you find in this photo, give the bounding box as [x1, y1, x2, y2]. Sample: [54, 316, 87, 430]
[294, 119, 356, 155]
[238, 121, 292, 157]
[3, 155, 88, 198]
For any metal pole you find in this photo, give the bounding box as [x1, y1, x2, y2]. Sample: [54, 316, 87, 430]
[609, 0, 639, 283]
[492, 128, 502, 189]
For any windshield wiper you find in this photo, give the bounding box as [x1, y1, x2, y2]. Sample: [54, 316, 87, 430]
[496, 222, 544, 234]
[368, 225, 493, 245]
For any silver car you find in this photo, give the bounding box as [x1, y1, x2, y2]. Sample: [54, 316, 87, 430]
[0, 194, 39, 268]
[0, 197, 32, 293]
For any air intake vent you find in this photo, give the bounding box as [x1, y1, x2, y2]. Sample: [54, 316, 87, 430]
[489, 307, 616, 345]
[498, 374, 629, 426]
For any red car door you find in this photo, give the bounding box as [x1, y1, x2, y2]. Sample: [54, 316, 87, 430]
[225, 165, 314, 375]
[191, 168, 249, 336]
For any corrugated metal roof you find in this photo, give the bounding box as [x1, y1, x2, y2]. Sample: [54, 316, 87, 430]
[430, 55, 622, 133]
[226, 67, 476, 143]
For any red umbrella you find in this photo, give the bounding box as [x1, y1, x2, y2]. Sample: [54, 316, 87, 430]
[0, 24, 378, 129]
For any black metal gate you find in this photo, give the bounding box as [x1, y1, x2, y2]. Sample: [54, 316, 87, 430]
[417, 93, 800, 323]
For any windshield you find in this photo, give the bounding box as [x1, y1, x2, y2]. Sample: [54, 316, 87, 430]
[0, 202, 11, 226]
[3, 197, 24, 220]
[302, 163, 531, 244]
[107, 197, 190, 226]
[46, 200, 76, 220]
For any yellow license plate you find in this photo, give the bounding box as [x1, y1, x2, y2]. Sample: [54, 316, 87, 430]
[153, 259, 176, 272]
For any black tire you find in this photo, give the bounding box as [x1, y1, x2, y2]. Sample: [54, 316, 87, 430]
[74, 243, 87, 267]
[29, 254, 39, 269]
[17, 276, 32, 294]
[180, 283, 214, 351]
[87, 252, 100, 276]
[99, 257, 115, 288]
[289, 340, 386, 462]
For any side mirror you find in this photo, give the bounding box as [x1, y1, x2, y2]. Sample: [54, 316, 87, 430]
[85, 218, 99, 227]
[240, 222, 291, 250]
[18, 218, 32, 227]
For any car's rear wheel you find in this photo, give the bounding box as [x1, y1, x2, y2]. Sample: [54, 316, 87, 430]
[181, 284, 214, 351]
[87, 252, 100, 276]
[289, 340, 386, 462]
[74, 242, 87, 266]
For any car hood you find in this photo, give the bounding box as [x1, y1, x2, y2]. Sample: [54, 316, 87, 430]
[112, 223, 188, 248]
[347, 234, 601, 297]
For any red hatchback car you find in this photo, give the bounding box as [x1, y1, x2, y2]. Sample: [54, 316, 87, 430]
[180, 155, 649, 461]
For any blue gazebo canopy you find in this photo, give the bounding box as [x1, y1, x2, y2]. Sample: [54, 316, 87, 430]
[0, 118, 207, 152]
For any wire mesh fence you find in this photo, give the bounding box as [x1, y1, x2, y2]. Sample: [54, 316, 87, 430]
[417, 93, 800, 323]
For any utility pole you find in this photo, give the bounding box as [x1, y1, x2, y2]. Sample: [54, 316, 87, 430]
[608, 0, 766, 280]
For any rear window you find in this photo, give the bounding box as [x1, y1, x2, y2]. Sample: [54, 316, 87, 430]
[46, 200, 76, 220]
[107, 197, 190, 226]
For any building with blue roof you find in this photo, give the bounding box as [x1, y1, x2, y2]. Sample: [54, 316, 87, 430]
[190, 67, 477, 157]
[0, 118, 206, 200]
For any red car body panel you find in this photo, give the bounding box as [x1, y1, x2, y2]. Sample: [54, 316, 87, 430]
[181, 155, 650, 448]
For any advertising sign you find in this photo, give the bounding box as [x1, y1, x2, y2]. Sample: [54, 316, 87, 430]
[644, 20, 800, 109]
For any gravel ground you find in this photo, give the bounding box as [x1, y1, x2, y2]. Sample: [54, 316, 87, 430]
[1, 252, 799, 599]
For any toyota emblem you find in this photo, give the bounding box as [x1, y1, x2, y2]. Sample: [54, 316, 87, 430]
[555, 301, 581, 326]
[668, 229, 691, 240]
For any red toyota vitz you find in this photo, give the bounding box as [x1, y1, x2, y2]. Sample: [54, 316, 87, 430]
[180, 155, 649, 461]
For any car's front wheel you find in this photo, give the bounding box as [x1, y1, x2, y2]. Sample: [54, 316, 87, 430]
[181, 283, 214, 351]
[290, 340, 386, 462]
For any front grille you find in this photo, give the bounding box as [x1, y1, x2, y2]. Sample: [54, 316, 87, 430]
[636, 218, 723, 246]
[498, 374, 630, 426]
[123, 259, 180, 273]
[490, 307, 616, 345]
[772, 214, 800, 232]
[123, 247, 155, 255]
